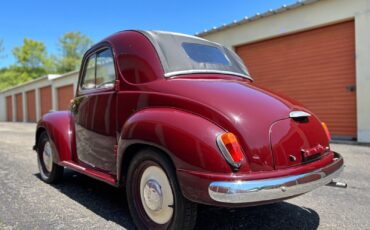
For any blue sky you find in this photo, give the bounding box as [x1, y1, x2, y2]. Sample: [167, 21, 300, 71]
[0, 0, 296, 68]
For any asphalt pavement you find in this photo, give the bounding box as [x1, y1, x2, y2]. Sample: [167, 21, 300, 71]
[0, 122, 369, 230]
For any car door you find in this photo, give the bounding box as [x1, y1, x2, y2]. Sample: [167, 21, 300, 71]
[72, 47, 117, 174]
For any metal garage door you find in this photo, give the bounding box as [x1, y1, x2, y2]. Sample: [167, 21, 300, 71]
[236, 20, 356, 139]
[15, 93, 23, 122]
[26, 90, 36, 122]
[57, 84, 74, 110]
[40, 86, 52, 116]
[6, 96, 12, 122]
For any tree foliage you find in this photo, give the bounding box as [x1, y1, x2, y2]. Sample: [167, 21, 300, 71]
[12, 38, 50, 69]
[0, 66, 47, 90]
[0, 38, 52, 90]
[0, 32, 93, 91]
[57, 32, 93, 73]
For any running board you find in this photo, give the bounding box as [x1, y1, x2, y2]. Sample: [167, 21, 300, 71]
[60, 161, 117, 186]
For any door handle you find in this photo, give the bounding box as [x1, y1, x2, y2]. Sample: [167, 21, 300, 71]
[346, 84, 356, 92]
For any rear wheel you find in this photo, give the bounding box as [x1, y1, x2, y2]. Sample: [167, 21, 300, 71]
[37, 132, 64, 183]
[126, 148, 197, 230]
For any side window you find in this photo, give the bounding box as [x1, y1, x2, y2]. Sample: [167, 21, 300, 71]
[96, 49, 116, 89]
[82, 54, 96, 89]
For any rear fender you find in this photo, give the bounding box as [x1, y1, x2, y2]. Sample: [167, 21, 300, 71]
[35, 111, 75, 163]
[117, 108, 231, 182]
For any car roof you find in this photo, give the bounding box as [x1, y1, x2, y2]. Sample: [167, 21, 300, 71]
[98, 30, 251, 80]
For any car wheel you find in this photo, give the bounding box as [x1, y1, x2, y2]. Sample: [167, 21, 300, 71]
[37, 132, 64, 183]
[126, 148, 197, 230]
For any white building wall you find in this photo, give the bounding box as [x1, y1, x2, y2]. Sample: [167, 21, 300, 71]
[201, 0, 368, 49]
[201, 0, 370, 143]
[355, 9, 370, 142]
[35, 88, 41, 122]
[22, 92, 27, 122]
[0, 94, 5, 122]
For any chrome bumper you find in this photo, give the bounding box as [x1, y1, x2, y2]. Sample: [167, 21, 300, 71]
[209, 153, 344, 204]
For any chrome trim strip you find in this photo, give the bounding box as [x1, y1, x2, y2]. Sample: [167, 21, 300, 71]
[209, 153, 344, 203]
[164, 70, 253, 81]
[289, 111, 311, 118]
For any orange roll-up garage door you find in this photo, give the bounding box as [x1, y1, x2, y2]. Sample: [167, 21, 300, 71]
[6, 96, 13, 122]
[236, 21, 356, 139]
[15, 93, 23, 122]
[40, 86, 52, 116]
[26, 90, 36, 122]
[57, 84, 74, 110]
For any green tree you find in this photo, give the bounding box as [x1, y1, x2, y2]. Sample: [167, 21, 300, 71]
[0, 32, 93, 90]
[0, 65, 49, 90]
[12, 38, 51, 70]
[57, 32, 92, 73]
[0, 66, 30, 90]
[0, 38, 56, 90]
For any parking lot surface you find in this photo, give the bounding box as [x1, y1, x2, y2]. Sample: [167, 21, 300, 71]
[0, 122, 369, 229]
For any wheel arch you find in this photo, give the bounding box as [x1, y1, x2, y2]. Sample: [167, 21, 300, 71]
[123, 140, 198, 228]
[117, 141, 177, 186]
[116, 108, 233, 187]
[34, 126, 47, 151]
[34, 111, 75, 163]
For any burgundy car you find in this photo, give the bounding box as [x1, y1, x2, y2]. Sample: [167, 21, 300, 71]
[34, 30, 344, 229]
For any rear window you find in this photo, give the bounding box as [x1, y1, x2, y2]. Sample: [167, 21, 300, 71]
[137, 31, 252, 79]
[182, 43, 230, 66]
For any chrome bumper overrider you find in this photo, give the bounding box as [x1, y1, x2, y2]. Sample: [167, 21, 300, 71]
[209, 153, 344, 204]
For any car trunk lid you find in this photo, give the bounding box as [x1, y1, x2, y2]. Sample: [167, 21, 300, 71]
[270, 112, 330, 169]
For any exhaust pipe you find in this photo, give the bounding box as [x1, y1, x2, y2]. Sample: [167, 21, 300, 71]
[326, 180, 347, 188]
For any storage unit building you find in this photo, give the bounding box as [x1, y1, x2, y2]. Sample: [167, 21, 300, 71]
[0, 72, 78, 123]
[199, 0, 370, 143]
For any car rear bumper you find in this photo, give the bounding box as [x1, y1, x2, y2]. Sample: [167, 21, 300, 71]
[208, 152, 344, 204]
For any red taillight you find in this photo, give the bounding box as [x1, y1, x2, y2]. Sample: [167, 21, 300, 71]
[322, 122, 331, 141]
[217, 132, 244, 169]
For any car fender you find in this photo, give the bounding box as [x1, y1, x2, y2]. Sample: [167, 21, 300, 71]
[117, 108, 232, 179]
[34, 111, 75, 163]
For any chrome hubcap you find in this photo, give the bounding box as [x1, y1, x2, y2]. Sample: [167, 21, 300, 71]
[143, 179, 163, 211]
[140, 165, 174, 224]
[43, 142, 53, 172]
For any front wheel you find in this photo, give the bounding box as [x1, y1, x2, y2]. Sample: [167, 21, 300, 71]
[126, 148, 197, 230]
[37, 132, 64, 183]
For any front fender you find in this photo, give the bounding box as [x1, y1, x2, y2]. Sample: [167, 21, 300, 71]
[35, 111, 75, 163]
[118, 108, 232, 174]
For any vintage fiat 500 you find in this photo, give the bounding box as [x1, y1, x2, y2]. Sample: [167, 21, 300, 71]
[34, 30, 344, 229]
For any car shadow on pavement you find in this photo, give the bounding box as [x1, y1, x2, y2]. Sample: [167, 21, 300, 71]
[195, 202, 319, 230]
[35, 170, 319, 230]
[35, 169, 135, 229]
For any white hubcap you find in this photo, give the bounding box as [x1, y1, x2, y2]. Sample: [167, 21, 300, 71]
[43, 142, 53, 172]
[140, 165, 174, 224]
[143, 179, 163, 211]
